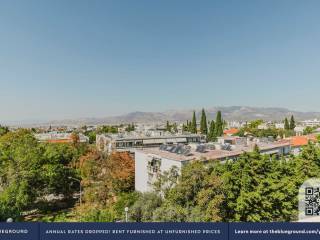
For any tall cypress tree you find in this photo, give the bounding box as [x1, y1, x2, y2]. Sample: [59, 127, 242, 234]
[208, 120, 216, 142]
[200, 108, 208, 134]
[215, 111, 223, 137]
[289, 115, 296, 130]
[191, 111, 197, 133]
[166, 121, 171, 132]
[188, 120, 192, 132]
[284, 118, 289, 130]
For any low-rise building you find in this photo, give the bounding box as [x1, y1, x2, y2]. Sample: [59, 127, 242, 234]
[302, 119, 320, 127]
[135, 138, 291, 192]
[35, 132, 89, 143]
[294, 126, 306, 136]
[275, 123, 285, 129]
[227, 121, 246, 128]
[96, 132, 206, 153]
[258, 123, 269, 130]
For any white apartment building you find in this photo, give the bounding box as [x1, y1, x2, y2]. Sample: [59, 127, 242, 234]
[301, 119, 320, 127]
[275, 123, 285, 129]
[135, 137, 291, 192]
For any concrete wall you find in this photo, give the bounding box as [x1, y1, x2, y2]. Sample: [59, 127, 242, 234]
[135, 150, 183, 192]
[134, 151, 150, 192]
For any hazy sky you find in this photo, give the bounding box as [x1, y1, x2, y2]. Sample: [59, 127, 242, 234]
[1, 0, 320, 122]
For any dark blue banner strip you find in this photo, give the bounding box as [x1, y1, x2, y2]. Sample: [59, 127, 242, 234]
[0, 223, 38, 240]
[40, 223, 227, 240]
[2, 223, 320, 240]
[229, 223, 320, 240]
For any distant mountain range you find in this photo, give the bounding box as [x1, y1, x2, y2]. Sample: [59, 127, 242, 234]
[30, 106, 320, 126]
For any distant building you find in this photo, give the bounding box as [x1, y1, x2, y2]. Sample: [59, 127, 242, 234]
[227, 121, 246, 128]
[135, 137, 291, 192]
[275, 123, 285, 129]
[302, 119, 320, 127]
[96, 132, 206, 153]
[257, 123, 269, 130]
[294, 126, 306, 136]
[35, 132, 89, 143]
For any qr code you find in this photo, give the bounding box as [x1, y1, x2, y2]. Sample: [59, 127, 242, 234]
[305, 187, 320, 215]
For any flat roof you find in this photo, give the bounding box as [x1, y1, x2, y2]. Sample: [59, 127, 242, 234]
[136, 141, 290, 162]
[100, 134, 204, 141]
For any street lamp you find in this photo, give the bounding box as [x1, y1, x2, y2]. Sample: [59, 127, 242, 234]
[68, 177, 82, 206]
[124, 207, 129, 222]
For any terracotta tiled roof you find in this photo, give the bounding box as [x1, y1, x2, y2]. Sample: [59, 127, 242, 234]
[290, 135, 317, 147]
[224, 128, 239, 135]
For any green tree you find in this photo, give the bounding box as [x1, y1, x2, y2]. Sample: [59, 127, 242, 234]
[0, 130, 81, 221]
[153, 203, 187, 222]
[248, 119, 263, 129]
[289, 115, 296, 130]
[284, 118, 290, 130]
[98, 125, 118, 134]
[0, 125, 9, 137]
[188, 120, 192, 132]
[297, 143, 320, 177]
[79, 208, 115, 222]
[185, 120, 189, 132]
[113, 192, 140, 221]
[160, 161, 224, 222]
[125, 123, 135, 132]
[80, 150, 135, 206]
[222, 152, 283, 221]
[130, 192, 163, 222]
[85, 131, 96, 144]
[172, 123, 178, 133]
[200, 108, 208, 135]
[207, 121, 216, 142]
[182, 123, 188, 132]
[191, 111, 197, 134]
[153, 166, 179, 196]
[166, 121, 171, 132]
[303, 126, 315, 135]
[220, 145, 320, 222]
[214, 111, 223, 137]
[192, 172, 224, 221]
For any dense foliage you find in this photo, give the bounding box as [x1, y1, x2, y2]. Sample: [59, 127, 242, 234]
[0, 130, 87, 221]
[96, 125, 119, 134]
[2, 126, 320, 223]
[69, 150, 135, 222]
[165, 121, 178, 133]
[236, 119, 295, 138]
[0, 125, 9, 137]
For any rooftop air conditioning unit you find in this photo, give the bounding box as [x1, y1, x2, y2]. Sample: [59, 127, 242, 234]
[196, 144, 206, 153]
